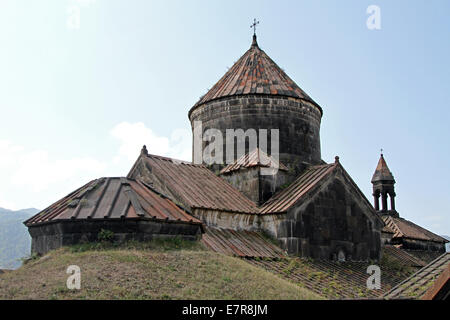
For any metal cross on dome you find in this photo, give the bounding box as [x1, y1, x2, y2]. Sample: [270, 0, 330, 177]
[250, 18, 260, 36]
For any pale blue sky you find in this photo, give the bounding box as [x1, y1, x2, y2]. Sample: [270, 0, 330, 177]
[0, 0, 449, 235]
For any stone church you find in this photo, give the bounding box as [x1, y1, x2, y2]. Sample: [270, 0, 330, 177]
[25, 34, 447, 262]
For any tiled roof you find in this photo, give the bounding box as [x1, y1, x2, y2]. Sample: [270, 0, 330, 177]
[201, 226, 286, 259]
[128, 150, 378, 218]
[404, 250, 444, 264]
[259, 163, 336, 213]
[371, 154, 395, 183]
[24, 177, 203, 227]
[421, 261, 450, 300]
[220, 148, 288, 175]
[384, 253, 450, 299]
[383, 216, 448, 243]
[247, 246, 419, 299]
[191, 35, 320, 112]
[129, 153, 260, 214]
[383, 245, 427, 268]
[382, 224, 395, 234]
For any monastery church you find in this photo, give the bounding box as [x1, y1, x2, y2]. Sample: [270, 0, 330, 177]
[25, 33, 447, 264]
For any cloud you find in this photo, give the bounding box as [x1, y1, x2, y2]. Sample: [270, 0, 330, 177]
[11, 150, 107, 192]
[0, 139, 107, 193]
[0, 196, 18, 211]
[110, 122, 191, 162]
[0, 140, 24, 168]
[70, 0, 96, 7]
[0, 123, 192, 210]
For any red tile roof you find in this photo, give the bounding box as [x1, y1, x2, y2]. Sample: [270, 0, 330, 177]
[383, 216, 448, 243]
[190, 36, 320, 113]
[220, 148, 288, 175]
[201, 226, 285, 259]
[24, 177, 203, 227]
[384, 252, 450, 299]
[129, 153, 260, 214]
[259, 163, 336, 213]
[421, 262, 450, 300]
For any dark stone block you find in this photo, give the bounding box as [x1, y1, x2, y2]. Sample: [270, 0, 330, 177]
[28, 219, 203, 255]
[276, 175, 382, 261]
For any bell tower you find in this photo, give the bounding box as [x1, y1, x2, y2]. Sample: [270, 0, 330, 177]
[371, 152, 398, 217]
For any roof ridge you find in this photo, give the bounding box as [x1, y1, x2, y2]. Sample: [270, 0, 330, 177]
[385, 216, 448, 243]
[259, 162, 337, 213]
[144, 152, 213, 169]
[220, 147, 288, 174]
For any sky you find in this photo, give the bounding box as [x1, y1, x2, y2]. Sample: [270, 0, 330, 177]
[0, 0, 449, 235]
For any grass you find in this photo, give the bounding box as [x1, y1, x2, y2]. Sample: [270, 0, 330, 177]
[0, 239, 321, 300]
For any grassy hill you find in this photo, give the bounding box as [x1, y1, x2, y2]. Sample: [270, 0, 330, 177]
[0, 207, 39, 269]
[0, 240, 322, 300]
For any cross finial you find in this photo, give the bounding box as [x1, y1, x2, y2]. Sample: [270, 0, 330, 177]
[380, 148, 384, 156]
[250, 18, 260, 36]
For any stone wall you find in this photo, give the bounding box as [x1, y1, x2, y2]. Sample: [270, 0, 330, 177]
[28, 219, 203, 255]
[381, 231, 394, 246]
[221, 167, 292, 205]
[194, 168, 383, 262]
[189, 94, 322, 174]
[220, 168, 260, 203]
[274, 170, 382, 261]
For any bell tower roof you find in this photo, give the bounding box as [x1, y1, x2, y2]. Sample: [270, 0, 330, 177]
[371, 153, 395, 183]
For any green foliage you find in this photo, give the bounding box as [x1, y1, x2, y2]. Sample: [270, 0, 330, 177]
[380, 251, 413, 275]
[279, 182, 292, 190]
[259, 230, 280, 247]
[20, 252, 40, 265]
[97, 229, 115, 242]
[69, 237, 202, 253]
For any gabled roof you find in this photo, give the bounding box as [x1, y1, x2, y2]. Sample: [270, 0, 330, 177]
[260, 157, 381, 221]
[382, 216, 448, 243]
[190, 35, 320, 114]
[220, 148, 288, 175]
[259, 163, 337, 213]
[24, 177, 202, 227]
[128, 149, 380, 220]
[371, 154, 395, 183]
[128, 152, 260, 214]
[384, 253, 450, 299]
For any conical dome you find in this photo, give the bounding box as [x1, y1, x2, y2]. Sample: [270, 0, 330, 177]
[189, 36, 323, 172]
[371, 154, 395, 183]
[191, 35, 321, 113]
